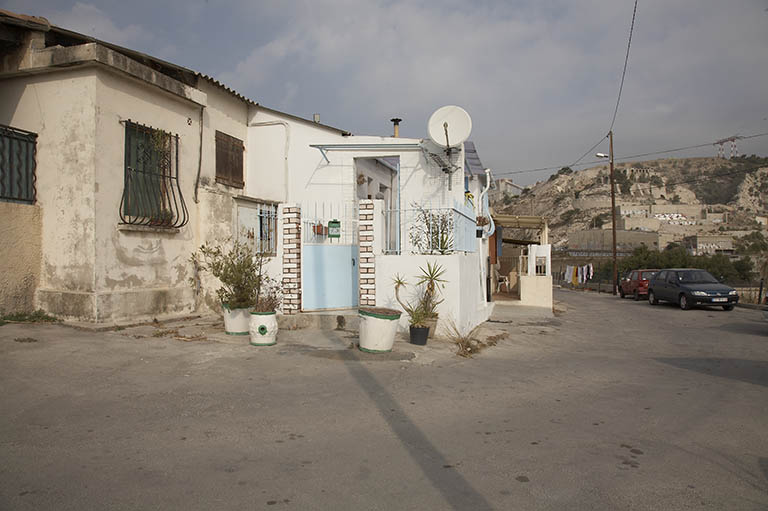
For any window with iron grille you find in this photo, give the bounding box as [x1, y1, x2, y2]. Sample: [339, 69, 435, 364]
[0, 124, 37, 204]
[238, 202, 278, 255]
[120, 120, 188, 228]
[215, 130, 244, 188]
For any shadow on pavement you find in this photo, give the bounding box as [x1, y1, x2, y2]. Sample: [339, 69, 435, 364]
[655, 357, 768, 387]
[760, 458, 768, 483]
[342, 350, 493, 511]
[715, 321, 768, 337]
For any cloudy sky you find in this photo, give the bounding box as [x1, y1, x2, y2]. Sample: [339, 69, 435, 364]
[6, 0, 768, 184]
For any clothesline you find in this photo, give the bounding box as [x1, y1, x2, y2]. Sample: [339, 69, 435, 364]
[563, 264, 594, 285]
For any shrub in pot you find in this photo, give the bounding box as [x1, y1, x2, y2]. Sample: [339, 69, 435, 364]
[248, 255, 282, 346]
[191, 240, 281, 341]
[393, 261, 447, 344]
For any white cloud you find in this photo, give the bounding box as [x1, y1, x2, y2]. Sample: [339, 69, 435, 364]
[50, 2, 153, 48]
[216, 0, 768, 183]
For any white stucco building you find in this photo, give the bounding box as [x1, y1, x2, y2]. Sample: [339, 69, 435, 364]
[0, 8, 506, 334]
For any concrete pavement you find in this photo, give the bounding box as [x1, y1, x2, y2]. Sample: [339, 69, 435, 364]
[1, 290, 767, 510]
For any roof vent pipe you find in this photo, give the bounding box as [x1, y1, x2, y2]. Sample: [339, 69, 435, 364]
[390, 118, 402, 138]
[313, 113, 320, 123]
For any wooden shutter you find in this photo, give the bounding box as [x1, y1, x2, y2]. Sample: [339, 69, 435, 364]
[215, 131, 244, 188]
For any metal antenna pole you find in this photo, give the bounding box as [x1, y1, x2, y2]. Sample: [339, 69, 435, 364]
[609, 130, 618, 295]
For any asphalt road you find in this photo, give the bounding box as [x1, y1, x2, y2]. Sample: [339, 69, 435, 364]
[1, 289, 767, 510]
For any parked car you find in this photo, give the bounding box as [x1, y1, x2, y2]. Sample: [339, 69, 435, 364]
[619, 269, 659, 300]
[647, 268, 739, 311]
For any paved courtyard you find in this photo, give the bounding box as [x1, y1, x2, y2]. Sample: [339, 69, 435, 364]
[1, 290, 767, 510]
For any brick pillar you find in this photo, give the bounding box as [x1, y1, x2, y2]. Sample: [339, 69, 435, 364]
[358, 200, 375, 306]
[282, 205, 301, 315]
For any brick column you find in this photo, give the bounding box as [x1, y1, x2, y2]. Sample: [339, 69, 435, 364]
[358, 200, 375, 306]
[281, 205, 301, 315]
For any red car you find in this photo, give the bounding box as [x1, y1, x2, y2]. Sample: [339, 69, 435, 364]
[619, 269, 660, 300]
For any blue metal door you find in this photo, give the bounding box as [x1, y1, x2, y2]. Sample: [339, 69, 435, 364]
[302, 245, 358, 310]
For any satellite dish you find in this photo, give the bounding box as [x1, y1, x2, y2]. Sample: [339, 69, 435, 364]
[427, 105, 472, 148]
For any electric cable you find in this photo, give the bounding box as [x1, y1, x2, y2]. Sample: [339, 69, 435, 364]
[492, 131, 768, 178]
[609, 0, 638, 132]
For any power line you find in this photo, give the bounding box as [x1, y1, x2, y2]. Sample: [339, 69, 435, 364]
[628, 161, 768, 196]
[569, 134, 608, 168]
[559, 1, 638, 173]
[492, 131, 768, 178]
[609, 0, 639, 132]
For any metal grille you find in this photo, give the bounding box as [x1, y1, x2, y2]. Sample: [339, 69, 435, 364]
[238, 202, 278, 254]
[302, 201, 358, 245]
[384, 201, 476, 255]
[0, 124, 37, 204]
[119, 120, 188, 228]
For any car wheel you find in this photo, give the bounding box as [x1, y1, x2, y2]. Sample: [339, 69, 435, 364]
[633, 290, 640, 301]
[722, 305, 734, 311]
[648, 291, 658, 305]
[619, 288, 625, 299]
[679, 294, 692, 310]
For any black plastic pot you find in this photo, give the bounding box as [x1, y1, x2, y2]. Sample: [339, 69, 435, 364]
[409, 325, 429, 345]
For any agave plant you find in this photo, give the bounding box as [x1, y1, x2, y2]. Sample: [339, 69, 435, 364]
[393, 261, 447, 324]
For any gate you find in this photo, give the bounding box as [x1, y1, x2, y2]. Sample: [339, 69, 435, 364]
[301, 202, 359, 310]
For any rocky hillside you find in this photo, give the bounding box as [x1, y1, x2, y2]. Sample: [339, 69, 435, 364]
[494, 156, 768, 248]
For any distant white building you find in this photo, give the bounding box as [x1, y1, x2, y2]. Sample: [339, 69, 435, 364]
[489, 178, 523, 203]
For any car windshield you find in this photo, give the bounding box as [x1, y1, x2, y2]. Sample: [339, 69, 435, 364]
[640, 271, 657, 280]
[678, 270, 718, 284]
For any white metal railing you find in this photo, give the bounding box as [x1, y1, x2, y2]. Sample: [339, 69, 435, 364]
[302, 201, 358, 245]
[384, 201, 476, 255]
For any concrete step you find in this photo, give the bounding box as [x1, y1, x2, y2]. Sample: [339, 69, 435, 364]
[278, 311, 360, 331]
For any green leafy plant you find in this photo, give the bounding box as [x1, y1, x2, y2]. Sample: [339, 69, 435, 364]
[191, 240, 281, 311]
[393, 261, 447, 326]
[409, 205, 454, 254]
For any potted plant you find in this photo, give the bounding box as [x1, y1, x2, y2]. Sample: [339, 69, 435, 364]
[476, 215, 489, 238]
[358, 307, 402, 353]
[191, 240, 281, 342]
[407, 305, 430, 346]
[393, 261, 447, 344]
[248, 251, 282, 346]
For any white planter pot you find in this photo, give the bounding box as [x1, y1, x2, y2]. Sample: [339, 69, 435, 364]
[250, 311, 278, 346]
[222, 305, 250, 336]
[358, 307, 402, 353]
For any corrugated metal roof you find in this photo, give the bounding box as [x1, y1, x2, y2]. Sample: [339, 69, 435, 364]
[197, 73, 257, 106]
[464, 140, 485, 175]
[1, 8, 352, 135]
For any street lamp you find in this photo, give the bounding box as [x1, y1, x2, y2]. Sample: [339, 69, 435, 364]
[596, 131, 618, 295]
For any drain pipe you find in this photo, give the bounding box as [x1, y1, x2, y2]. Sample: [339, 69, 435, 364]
[479, 168, 495, 236]
[248, 120, 291, 201]
[193, 105, 205, 204]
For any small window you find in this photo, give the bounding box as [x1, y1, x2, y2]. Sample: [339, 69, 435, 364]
[0, 124, 37, 204]
[630, 271, 639, 280]
[215, 131, 244, 188]
[238, 202, 278, 255]
[120, 121, 187, 228]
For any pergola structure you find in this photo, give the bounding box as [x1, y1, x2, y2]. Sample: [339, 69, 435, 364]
[491, 214, 549, 245]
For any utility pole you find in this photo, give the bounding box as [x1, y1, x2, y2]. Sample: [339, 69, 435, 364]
[609, 130, 618, 295]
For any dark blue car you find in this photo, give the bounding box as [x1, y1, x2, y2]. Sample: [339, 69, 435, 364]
[647, 268, 739, 311]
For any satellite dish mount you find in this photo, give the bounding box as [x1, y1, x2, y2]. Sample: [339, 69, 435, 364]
[427, 106, 472, 190]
